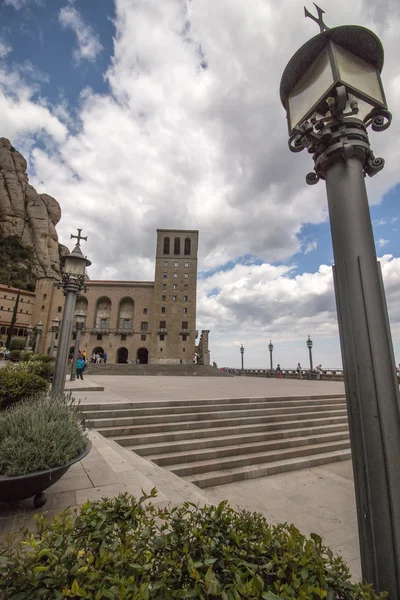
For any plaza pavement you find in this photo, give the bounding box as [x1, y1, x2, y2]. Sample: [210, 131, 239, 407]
[1, 375, 361, 580]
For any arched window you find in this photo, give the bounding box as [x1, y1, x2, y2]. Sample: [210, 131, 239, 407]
[163, 237, 170, 254]
[174, 237, 180, 255]
[184, 237, 191, 255]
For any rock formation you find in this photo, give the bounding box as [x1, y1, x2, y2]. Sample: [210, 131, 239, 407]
[0, 137, 64, 286]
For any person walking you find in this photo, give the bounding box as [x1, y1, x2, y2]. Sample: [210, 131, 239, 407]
[76, 355, 85, 380]
[297, 363, 302, 380]
[95, 353, 101, 364]
[103, 351, 108, 364]
[276, 364, 283, 379]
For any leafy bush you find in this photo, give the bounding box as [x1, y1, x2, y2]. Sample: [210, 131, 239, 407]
[10, 339, 25, 351]
[8, 349, 21, 362]
[20, 350, 34, 362]
[0, 492, 386, 599]
[30, 353, 55, 364]
[0, 393, 87, 476]
[4, 359, 54, 381]
[0, 370, 49, 410]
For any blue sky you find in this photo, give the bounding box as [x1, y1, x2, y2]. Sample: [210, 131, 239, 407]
[0, 0, 399, 368]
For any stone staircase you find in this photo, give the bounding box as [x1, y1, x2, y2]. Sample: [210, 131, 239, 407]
[84, 364, 233, 377]
[81, 393, 351, 488]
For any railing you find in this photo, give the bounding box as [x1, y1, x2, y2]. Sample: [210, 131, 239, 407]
[180, 329, 190, 335]
[88, 327, 110, 335]
[115, 328, 134, 335]
[157, 328, 168, 334]
[221, 367, 345, 379]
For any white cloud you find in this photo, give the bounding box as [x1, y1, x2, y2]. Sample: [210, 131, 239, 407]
[377, 238, 389, 248]
[304, 241, 317, 254]
[3, 0, 44, 7]
[0, 39, 12, 59]
[59, 4, 103, 64]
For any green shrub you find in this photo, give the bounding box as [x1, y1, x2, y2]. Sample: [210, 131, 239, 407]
[0, 393, 87, 476]
[0, 492, 386, 599]
[0, 370, 49, 410]
[4, 359, 54, 381]
[30, 353, 55, 364]
[10, 338, 25, 351]
[20, 350, 34, 362]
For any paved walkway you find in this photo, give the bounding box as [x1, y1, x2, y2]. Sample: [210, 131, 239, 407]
[1, 376, 361, 580]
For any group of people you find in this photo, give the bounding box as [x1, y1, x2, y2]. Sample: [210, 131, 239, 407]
[91, 352, 108, 364]
[273, 363, 323, 380]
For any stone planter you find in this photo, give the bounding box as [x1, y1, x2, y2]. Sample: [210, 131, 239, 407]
[0, 440, 91, 508]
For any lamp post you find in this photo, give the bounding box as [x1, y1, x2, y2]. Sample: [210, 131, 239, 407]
[280, 6, 400, 596]
[268, 340, 273, 371]
[70, 310, 87, 381]
[240, 343, 244, 371]
[34, 321, 43, 354]
[49, 317, 60, 357]
[25, 324, 33, 350]
[52, 229, 91, 395]
[306, 335, 313, 374]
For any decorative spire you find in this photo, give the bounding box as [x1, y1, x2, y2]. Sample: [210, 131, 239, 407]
[304, 3, 329, 32]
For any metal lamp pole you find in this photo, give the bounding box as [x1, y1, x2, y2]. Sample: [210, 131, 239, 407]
[25, 324, 33, 350]
[49, 317, 60, 357]
[307, 335, 313, 377]
[268, 340, 273, 371]
[52, 230, 91, 396]
[70, 310, 87, 381]
[34, 321, 43, 354]
[280, 7, 400, 595]
[240, 344, 244, 371]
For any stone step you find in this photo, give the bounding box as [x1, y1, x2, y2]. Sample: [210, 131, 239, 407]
[82, 397, 346, 420]
[168, 439, 351, 477]
[131, 422, 349, 456]
[189, 448, 352, 488]
[150, 431, 350, 466]
[87, 403, 347, 429]
[80, 393, 345, 412]
[95, 408, 348, 437]
[84, 364, 233, 377]
[112, 415, 349, 446]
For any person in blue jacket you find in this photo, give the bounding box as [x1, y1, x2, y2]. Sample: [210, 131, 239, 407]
[76, 355, 85, 380]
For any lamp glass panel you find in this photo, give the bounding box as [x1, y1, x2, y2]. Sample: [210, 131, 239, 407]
[64, 255, 85, 276]
[332, 42, 384, 106]
[287, 46, 334, 130]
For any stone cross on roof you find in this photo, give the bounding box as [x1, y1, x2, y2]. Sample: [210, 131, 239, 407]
[70, 228, 87, 247]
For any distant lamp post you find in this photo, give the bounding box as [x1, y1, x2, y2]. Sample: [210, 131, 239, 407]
[34, 321, 43, 354]
[25, 324, 33, 350]
[306, 335, 313, 375]
[49, 317, 60, 357]
[52, 229, 91, 395]
[240, 343, 244, 371]
[268, 340, 274, 370]
[280, 6, 400, 596]
[70, 310, 87, 381]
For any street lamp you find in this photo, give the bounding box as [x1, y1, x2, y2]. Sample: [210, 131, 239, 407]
[49, 317, 60, 357]
[268, 340, 273, 371]
[280, 6, 400, 596]
[25, 324, 33, 350]
[240, 343, 244, 371]
[306, 335, 313, 373]
[70, 310, 87, 381]
[34, 321, 43, 354]
[52, 229, 91, 395]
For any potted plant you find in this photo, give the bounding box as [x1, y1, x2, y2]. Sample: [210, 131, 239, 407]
[0, 393, 90, 507]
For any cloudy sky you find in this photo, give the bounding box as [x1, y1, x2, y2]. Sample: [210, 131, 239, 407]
[1, 0, 399, 369]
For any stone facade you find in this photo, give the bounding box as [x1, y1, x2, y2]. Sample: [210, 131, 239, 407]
[0, 284, 35, 344]
[30, 229, 202, 365]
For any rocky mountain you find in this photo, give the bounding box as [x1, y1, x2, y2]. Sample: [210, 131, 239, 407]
[0, 138, 65, 289]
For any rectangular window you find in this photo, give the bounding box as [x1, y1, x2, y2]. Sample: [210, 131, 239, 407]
[100, 318, 108, 329]
[184, 262, 189, 268]
[0, 306, 3, 310]
[163, 272, 167, 278]
[184, 273, 188, 278]
[183, 348, 185, 352]
[159, 321, 166, 328]
[159, 334, 165, 341]
[28, 299, 30, 303]
[184, 284, 188, 289]
[183, 307, 188, 313]
[141, 322, 148, 331]
[123, 319, 131, 329]
[97, 334, 103, 341]
[58, 306, 62, 312]
[182, 321, 188, 329]
[43, 294, 47, 299]
[121, 334, 127, 341]
[182, 335, 187, 341]
[173, 273, 178, 279]
[160, 348, 163, 352]
[143, 308, 148, 314]
[174, 262, 179, 267]
[55, 333, 59, 340]
[162, 284, 167, 289]
[41, 305, 45, 310]
[183, 296, 187, 302]
[164, 261, 168, 267]
[172, 295, 177, 301]
[173, 284, 177, 290]
[141, 334, 146, 341]
[162, 295, 166, 301]
[161, 307, 166, 313]
[8, 307, 10, 311]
